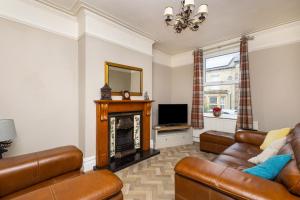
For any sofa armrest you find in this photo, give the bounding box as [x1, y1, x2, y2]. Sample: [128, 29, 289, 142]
[235, 130, 267, 146]
[6, 170, 123, 200]
[0, 146, 83, 197]
[175, 157, 298, 200]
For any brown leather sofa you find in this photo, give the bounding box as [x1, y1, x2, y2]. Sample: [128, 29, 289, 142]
[0, 146, 123, 200]
[175, 123, 300, 200]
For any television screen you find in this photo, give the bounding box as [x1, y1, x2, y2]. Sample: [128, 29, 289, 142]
[158, 104, 188, 125]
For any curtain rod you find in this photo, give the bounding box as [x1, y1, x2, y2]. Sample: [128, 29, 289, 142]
[202, 36, 254, 53]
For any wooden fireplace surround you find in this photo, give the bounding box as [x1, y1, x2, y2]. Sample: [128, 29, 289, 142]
[94, 100, 153, 168]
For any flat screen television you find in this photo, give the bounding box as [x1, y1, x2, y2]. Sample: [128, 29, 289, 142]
[158, 104, 188, 125]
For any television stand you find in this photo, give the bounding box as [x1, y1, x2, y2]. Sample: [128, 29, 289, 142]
[153, 124, 192, 149]
[160, 123, 187, 127]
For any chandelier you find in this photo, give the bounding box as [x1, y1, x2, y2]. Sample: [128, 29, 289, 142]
[164, 0, 208, 33]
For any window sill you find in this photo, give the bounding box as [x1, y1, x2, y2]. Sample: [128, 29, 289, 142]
[204, 113, 237, 120]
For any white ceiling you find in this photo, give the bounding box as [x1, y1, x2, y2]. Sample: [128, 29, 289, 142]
[39, 0, 300, 54]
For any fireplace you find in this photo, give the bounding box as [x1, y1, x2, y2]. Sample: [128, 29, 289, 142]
[109, 112, 142, 159]
[94, 100, 160, 171]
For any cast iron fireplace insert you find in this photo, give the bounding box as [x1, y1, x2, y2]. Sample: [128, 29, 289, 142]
[105, 111, 159, 171]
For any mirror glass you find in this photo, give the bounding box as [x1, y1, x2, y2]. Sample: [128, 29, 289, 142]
[105, 62, 143, 96]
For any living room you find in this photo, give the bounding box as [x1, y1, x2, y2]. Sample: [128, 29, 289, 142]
[0, 0, 300, 199]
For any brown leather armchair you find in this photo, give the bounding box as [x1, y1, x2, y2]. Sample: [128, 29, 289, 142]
[175, 123, 300, 200]
[0, 146, 123, 200]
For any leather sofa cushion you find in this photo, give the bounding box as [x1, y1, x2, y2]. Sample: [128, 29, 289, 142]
[276, 124, 300, 196]
[213, 154, 255, 171]
[212, 143, 261, 171]
[2, 171, 82, 199]
[222, 143, 262, 161]
[175, 174, 236, 200]
[0, 146, 83, 197]
[291, 123, 300, 169]
[175, 157, 296, 200]
[8, 170, 123, 200]
[277, 160, 300, 196]
[235, 130, 266, 146]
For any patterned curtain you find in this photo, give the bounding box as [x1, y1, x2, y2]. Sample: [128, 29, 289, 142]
[191, 49, 204, 129]
[236, 36, 253, 129]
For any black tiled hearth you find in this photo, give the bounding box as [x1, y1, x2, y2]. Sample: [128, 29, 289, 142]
[94, 149, 160, 172]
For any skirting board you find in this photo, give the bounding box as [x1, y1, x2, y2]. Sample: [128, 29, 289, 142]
[83, 139, 154, 172]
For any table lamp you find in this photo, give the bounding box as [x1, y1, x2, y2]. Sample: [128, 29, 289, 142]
[0, 119, 17, 159]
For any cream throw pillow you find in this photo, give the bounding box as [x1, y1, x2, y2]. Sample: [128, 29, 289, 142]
[249, 137, 287, 164]
[260, 128, 291, 150]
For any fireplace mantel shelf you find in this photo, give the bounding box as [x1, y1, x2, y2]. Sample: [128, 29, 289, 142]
[94, 100, 154, 103]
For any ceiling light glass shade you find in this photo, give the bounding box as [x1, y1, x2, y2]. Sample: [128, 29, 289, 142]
[184, 0, 195, 7]
[192, 18, 200, 24]
[174, 19, 180, 26]
[198, 4, 208, 15]
[164, 7, 173, 16]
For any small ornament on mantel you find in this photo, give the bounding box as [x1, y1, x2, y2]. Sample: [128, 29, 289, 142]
[144, 91, 150, 100]
[100, 83, 112, 100]
[121, 90, 131, 100]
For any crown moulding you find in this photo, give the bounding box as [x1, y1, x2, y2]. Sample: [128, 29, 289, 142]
[35, 0, 156, 41]
[0, 0, 155, 56]
[153, 20, 300, 68]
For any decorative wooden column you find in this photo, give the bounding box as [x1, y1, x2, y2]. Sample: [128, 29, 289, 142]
[94, 100, 153, 168]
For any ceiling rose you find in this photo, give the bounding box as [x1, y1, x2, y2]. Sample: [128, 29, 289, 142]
[164, 0, 208, 33]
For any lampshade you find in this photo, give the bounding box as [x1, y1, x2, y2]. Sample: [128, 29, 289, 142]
[164, 7, 173, 16]
[198, 4, 208, 15]
[0, 119, 17, 142]
[184, 0, 195, 7]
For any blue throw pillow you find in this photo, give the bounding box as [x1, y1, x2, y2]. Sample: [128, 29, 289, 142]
[243, 154, 292, 180]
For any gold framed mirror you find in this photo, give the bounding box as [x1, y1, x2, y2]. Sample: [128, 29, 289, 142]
[105, 62, 143, 96]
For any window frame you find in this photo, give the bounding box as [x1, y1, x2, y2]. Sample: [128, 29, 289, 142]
[208, 96, 218, 110]
[203, 47, 240, 119]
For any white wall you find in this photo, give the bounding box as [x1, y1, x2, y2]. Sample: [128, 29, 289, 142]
[152, 63, 172, 125]
[250, 42, 300, 131]
[0, 1, 154, 158]
[0, 18, 79, 156]
[170, 65, 193, 124]
[81, 34, 153, 157]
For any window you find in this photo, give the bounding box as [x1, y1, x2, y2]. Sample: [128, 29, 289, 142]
[208, 96, 218, 109]
[203, 52, 240, 118]
[220, 96, 225, 109]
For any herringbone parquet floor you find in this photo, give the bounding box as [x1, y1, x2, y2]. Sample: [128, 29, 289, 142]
[116, 143, 216, 200]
